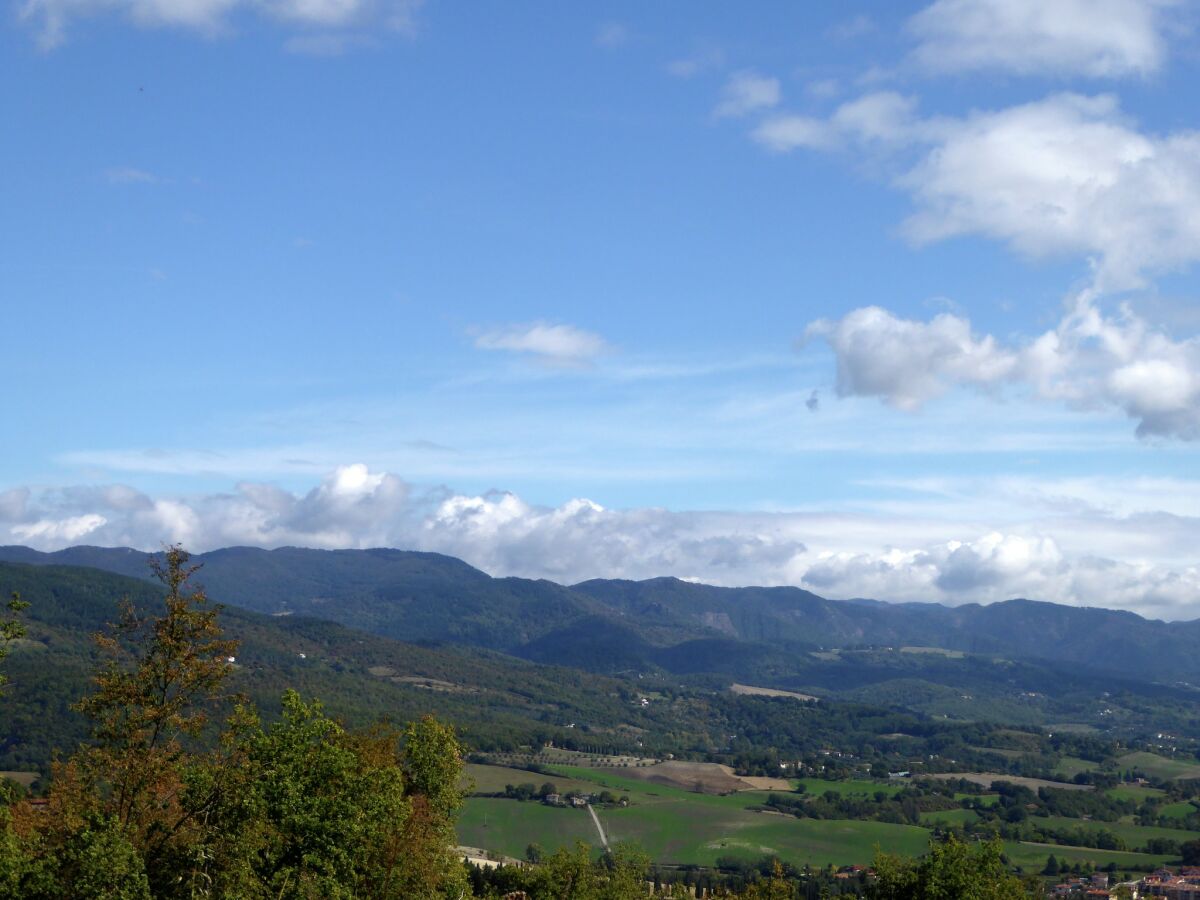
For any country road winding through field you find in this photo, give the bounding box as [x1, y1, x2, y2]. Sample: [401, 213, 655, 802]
[586, 804, 609, 850]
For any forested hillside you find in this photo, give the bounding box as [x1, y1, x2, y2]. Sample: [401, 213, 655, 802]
[4, 545, 1200, 686]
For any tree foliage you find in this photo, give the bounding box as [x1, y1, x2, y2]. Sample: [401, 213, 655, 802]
[0, 547, 472, 899]
[869, 835, 1026, 900]
[0, 591, 29, 695]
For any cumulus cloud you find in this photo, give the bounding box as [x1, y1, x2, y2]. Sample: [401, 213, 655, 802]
[713, 71, 781, 119]
[908, 0, 1178, 78]
[806, 306, 1017, 411]
[19, 0, 423, 48]
[474, 322, 609, 367]
[755, 91, 1200, 291]
[3, 466, 1199, 619]
[898, 94, 1200, 292]
[808, 292, 1200, 440]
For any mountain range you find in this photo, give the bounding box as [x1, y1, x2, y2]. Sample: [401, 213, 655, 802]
[2, 544, 1197, 684]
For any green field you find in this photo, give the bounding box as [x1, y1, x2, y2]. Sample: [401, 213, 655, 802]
[797, 777, 904, 798]
[457, 762, 1198, 871]
[1054, 756, 1100, 779]
[457, 798, 597, 857]
[1161, 801, 1200, 821]
[1038, 815, 1200, 850]
[1002, 841, 1175, 873]
[1105, 784, 1165, 802]
[956, 792, 999, 807]
[919, 808, 980, 827]
[458, 763, 932, 867]
[1116, 752, 1200, 781]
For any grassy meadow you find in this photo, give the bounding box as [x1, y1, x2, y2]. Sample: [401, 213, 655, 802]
[456, 763, 1187, 872]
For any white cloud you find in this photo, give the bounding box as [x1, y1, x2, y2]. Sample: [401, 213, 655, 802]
[713, 71, 781, 119]
[908, 0, 1178, 78]
[753, 91, 1200, 291]
[806, 306, 1017, 411]
[803, 531, 1200, 620]
[474, 322, 609, 367]
[899, 94, 1200, 292]
[751, 115, 837, 153]
[19, 0, 422, 48]
[11, 513, 108, 543]
[3, 466, 1200, 619]
[808, 292, 1200, 439]
[740, 86, 1200, 438]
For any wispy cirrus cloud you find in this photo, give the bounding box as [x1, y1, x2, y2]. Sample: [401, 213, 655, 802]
[473, 322, 610, 367]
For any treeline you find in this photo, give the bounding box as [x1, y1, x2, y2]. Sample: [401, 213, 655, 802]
[462, 836, 1033, 900]
[761, 781, 961, 826]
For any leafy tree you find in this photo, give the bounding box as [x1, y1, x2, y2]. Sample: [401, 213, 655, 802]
[43, 815, 152, 900]
[1182, 838, 1200, 866]
[530, 841, 649, 900]
[0, 591, 29, 695]
[870, 835, 1026, 900]
[48, 546, 239, 893]
[743, 858, 794, 899]
[392, 713, 471, 899]
[200, 691, 413, 899]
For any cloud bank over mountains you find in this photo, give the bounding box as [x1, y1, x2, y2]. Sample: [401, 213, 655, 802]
[3, 464, 1198, 621]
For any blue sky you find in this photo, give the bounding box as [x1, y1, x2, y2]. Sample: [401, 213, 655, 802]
[4, 0, 1200, 618]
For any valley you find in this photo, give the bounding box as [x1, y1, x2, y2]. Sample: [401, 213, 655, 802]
[2, 548, 1199, 887]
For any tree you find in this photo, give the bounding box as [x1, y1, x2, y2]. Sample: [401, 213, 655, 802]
[1043, 854, 1059, 876]
[394, 714, 472, 899]
[743, 858, 794, 900]
[0, 592, 29, 696]
[53, 546, 239, 892]
[36, 547, 241, 897]
[870, 835, 1027, 900]
[1182, 838, 1200, 866]
[198, 691, 414, 899]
